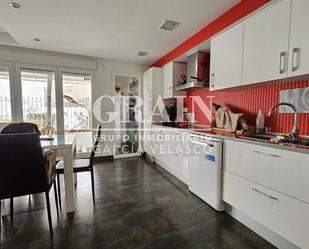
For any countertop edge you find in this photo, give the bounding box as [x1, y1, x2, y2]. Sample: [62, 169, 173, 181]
[151, 124, 309, 155]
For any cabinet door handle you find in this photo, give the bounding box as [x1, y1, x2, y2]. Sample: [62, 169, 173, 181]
[279, 52, 287, 74]
[211, 73, 215, 88]
[190, 140, 213, 147]
[291, 47, 300, 72]
[252, 188, 279, 201]
[253, 150, 280, 158]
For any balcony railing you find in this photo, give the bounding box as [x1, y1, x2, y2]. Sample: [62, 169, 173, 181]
[0, 96, 12, 123]
[0, 96, 93, 154]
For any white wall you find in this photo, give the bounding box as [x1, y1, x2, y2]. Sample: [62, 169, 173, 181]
[0, 45, 147, 155]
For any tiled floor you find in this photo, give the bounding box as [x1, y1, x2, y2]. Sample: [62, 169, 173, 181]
[0, 157, 276, 249]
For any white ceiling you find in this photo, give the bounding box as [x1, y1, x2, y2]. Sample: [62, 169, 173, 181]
[0, 24, 7, 33]
[0, 0, 239, 65]
[0, 23, 18, 46]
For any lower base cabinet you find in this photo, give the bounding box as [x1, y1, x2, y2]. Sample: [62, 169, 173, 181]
[150, 127, 308, 248]
[151, 126, 189, 184]
[223, 171, 309, 249]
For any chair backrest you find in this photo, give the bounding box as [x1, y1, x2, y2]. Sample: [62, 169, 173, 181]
[90, 124, 102, 167]
[0, 122, 10, 133]
[1, 122, 41, 135]
[95, 124, 102, 139]
[0, 133, 48, 200]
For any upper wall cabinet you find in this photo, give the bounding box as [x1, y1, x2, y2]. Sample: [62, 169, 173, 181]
[210, 22, 244, 91]
[209, 0, 309, 89]
[288, 0, 309, 77]
[162, 62, 186, 99]
[242, 0, 291, 85]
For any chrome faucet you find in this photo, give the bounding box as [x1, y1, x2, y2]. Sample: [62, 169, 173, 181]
[268, 102, 299, 143]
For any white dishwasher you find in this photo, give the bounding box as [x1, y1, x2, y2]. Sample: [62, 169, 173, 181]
[189, 132, 224, 211]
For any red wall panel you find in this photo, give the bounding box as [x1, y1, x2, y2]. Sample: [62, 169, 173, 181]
[186, 80, 309, 135]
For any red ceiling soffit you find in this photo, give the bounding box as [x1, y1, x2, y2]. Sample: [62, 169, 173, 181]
[151, 0, 271, 68]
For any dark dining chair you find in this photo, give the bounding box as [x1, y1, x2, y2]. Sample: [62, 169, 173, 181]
[1, 122, 41, 135]
[0, 133, 60, 237]
[0, 122, 43, 227]
[56, 124, 102, 205]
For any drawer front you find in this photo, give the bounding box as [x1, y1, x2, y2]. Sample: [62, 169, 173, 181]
[223, 171, 309, 248]
[224, 140, 309, 203]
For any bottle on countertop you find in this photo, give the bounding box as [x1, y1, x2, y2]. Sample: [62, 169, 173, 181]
[256, 110, 265, 134]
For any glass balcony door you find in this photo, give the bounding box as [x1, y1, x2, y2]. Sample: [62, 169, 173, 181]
[0, 64, 14, 129]
[1, 62, 94, 156]
[20, 68, 57, 133]
[61, 72, 93, 154]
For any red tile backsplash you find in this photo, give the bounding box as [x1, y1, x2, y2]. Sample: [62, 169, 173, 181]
[185, 80, 309, 135]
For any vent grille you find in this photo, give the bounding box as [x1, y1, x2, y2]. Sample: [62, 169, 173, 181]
[160, 20, 180, 31]
[137, 51, 148, 56]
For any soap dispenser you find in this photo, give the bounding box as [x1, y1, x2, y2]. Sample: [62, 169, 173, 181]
[256, 110, 265, 134]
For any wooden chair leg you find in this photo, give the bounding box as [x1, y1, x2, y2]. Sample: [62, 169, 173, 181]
[90, 169, 95, 203]
[53, 181, 59, 215]
[10, 198, 13, 225]
[45, 192, 53, 237]
[57, 173, 62, 210]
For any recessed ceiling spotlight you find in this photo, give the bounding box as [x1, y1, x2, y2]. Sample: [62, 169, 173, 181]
[10, 2, 22, 8]
[160, 20, 180, 31]
[34, 38, 40, 42]
[137, 51, 148, 56]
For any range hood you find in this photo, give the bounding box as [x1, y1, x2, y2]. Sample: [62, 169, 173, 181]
[176, 51, 210, 91]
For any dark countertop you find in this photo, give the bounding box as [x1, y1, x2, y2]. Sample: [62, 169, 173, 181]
[152, 123, 309, 155]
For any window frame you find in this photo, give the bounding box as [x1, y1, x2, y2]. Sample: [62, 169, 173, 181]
[0, 61, 95, 156]
[0, 62, 15, 123]
[15, 64, 60, 126]
[59, 68, 95, 135]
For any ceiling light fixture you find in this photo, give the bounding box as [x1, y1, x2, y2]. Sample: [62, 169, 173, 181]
[137, 51, 148, 56]
[10, 2, 22, 8]
[34, 38, 40, 42]
[160, 20, 180, 31]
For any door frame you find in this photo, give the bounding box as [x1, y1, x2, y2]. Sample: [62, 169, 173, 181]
[0, 61, 15, 123]
[15, 63, 60, 125]
[59, 68, 95, 133]
[112, 72, 142, 158]
[60, 68, 95, 158]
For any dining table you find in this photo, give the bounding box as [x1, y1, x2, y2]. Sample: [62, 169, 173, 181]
[1, 134, 77, 216]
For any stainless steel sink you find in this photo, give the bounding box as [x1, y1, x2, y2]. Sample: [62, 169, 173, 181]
[239, 133, 309, 146]
[242, 133, 277, 140]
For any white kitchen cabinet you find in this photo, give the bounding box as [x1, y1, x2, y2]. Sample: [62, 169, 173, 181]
[210, 22, 244, 90]
[162, 62, 186, 99]
[142, 67, 162, 154]
[151, 126, 162, 158]
[151, 125, 190, 184]
[242, 0, 291, 84]
[288, 0, 309, 77]
[223, 171, 309, 249]
[223, 138, 309, 249]
[224, 139, 309, 204]
[209, 0, 309, 88]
